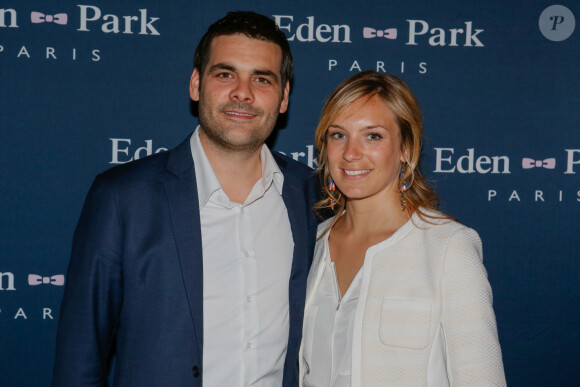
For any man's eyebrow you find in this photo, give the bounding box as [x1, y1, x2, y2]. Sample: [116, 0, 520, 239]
[207, 63, 236, 73]
[207, 63, 280, 84]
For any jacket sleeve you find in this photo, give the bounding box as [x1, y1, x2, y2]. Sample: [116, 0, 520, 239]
[441, 227, 506, 386]
[52, 175, 124, 386]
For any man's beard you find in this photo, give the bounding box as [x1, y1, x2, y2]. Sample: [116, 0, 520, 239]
[198, 100, 279, 154]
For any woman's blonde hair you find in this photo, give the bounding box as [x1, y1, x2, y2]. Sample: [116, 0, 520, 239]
[315, 71, 443, 224]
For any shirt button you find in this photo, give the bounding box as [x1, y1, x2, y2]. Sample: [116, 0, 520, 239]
[192, 365, 200, 378]
[246, 296, 252, 302]
[243, 250, 250, 257]
[247, 342, 252, 349]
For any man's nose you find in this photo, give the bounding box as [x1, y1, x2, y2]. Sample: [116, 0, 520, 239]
[230, 77, 254, 104]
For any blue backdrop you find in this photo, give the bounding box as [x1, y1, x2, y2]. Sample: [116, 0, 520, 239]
[1, 1, 578, 385]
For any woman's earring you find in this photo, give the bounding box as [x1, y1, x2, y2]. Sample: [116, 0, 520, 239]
[329, 179, 337, 210]
[399, 166, 408, 212]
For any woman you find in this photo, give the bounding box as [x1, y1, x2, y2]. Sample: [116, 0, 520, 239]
[300, 71, 506, 386]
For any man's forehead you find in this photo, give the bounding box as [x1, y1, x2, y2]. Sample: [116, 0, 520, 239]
[206, 34, 283, 68]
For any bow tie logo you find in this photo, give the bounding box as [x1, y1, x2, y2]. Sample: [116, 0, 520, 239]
[28, 274, 65, 286]
[522, 158, 556, 169]
[363, 27, 397, 39]
[31, 12, 68, 25]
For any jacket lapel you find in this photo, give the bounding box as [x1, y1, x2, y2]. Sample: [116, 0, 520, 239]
[282, 178, 309, 284]
[275, 154, 316, 387]
[275, 154, 316, 303]
[164, 135, 204, 360]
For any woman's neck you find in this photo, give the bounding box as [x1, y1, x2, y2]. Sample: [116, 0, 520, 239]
[337, 194, 411, 237]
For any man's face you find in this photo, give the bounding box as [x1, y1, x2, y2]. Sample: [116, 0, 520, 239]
[190, 34, 290, 154]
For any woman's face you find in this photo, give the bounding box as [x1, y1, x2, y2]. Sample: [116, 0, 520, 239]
[326, 95, 406, 204]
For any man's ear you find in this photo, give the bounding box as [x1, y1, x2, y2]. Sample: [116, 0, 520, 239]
[189, 68, 201, 101]
[279, 81, 290, 113]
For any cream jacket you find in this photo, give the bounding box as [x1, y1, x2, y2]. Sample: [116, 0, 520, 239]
[300, 211, 506, 386]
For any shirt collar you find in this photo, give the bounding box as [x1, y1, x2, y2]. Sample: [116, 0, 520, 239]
[258, 142, 284, 196]
[190, 126, 284, 208]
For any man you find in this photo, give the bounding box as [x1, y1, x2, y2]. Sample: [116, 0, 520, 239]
[52, 12, 318, 386]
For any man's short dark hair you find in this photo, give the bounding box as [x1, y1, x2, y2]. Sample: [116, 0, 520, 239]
[193, 11, 293, 89]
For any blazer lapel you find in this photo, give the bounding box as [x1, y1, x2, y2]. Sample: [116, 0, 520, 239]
[276, 155, 310, 306]
[275, 155, 317, 387]
[164, 136, 204, 360]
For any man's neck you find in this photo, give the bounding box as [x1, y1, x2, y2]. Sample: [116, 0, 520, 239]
[199, 130, 263, 204]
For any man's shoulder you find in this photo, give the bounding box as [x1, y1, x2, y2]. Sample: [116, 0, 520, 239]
[97, 136, 192, 187]
[273, 151, 315, 180]
[99, 149, 171, 184]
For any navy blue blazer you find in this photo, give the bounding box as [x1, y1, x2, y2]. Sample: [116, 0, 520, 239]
[53, 135, 319, 386]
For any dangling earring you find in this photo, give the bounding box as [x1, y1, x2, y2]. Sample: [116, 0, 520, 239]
[399, 165, 408, 212]
[329, 179, 337, 210]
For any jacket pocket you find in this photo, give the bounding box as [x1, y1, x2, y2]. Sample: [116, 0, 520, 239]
[379, 298, 432, 350]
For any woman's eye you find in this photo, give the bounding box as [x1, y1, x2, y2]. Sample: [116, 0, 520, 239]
[367, 133, 382, 140]
[329, 132, 344, 139]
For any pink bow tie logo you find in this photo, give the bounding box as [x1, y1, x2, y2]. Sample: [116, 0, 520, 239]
[31, 12, 68, 25]
[363, 27, 397, 39]
[522, 158, 556, 169]
[28, 274, 65, 286]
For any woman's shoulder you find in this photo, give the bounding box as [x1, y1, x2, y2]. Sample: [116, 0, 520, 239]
[412, 208, 481, 241]
[316, 217, 335, 238]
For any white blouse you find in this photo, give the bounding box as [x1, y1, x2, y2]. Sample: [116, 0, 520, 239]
[302, 231, 363, 387]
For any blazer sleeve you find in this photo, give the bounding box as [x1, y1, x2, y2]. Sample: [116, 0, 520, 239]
[441, 227, 506, 386]
[52, 175, 124, 386]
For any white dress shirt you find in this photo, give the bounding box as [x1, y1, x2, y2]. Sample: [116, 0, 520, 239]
[190, 128, 294, 386]
[302, 231, 362, 387]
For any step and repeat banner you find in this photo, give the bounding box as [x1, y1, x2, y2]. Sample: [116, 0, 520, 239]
[1, 0, 578, 385]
